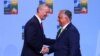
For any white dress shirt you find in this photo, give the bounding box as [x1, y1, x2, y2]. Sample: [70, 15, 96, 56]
[35, 14, 42, 24]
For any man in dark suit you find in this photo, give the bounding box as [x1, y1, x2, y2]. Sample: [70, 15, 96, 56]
[41, 9, 81, 56]
[21, 3, 55, 56]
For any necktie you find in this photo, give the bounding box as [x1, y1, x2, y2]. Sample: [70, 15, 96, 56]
[40, 23, 44, 31]
[57, 28, 63, 37]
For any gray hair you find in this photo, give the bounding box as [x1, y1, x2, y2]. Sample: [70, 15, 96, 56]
[37, 3, 49, 12]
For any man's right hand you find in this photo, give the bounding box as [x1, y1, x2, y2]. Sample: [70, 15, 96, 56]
[40, 46, 49, 54]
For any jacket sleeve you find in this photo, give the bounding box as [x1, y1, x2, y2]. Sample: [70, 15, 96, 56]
[48, 45, 55, 54]
[44, 37, 55, 45]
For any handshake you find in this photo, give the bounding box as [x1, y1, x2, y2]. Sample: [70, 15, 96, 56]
[40, 45, 49, 54]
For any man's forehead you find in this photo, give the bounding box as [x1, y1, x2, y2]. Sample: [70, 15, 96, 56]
[42, 6, 49, 10]
[59, 11, 65, 16]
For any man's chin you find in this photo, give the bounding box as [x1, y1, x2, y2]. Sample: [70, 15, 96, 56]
[42, 17, 46, 20]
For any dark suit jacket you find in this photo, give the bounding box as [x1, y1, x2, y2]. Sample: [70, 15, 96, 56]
[21, 15, 55, 56]
[49, 23, 81, 56]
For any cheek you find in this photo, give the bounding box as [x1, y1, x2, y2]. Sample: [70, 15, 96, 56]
[62, 18, 67, 22]
[60, 19, 66, 24]
[58, 19, 62, 23]
[63, 19, 66, 22]
[43, 12, 47, 16]
[42, 12, 45, 15]
[41, 11, 45, 15]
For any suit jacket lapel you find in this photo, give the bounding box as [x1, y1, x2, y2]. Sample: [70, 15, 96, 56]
[56, 29, 61, 39]
[56, 28, 67, 39]
[56, 23, 72, 39]
[34, 16, 44, 33]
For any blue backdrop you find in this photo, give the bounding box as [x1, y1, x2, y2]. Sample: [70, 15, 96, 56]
[0, 0, 100, 56]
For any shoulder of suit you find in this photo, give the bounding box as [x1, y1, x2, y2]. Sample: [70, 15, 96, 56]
[67, 23, 78, 31]
[25, 16, 38, 26]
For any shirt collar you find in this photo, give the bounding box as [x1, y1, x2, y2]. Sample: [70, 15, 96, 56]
[35, 14, 42, 24]
[61, 22, 70, 30]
